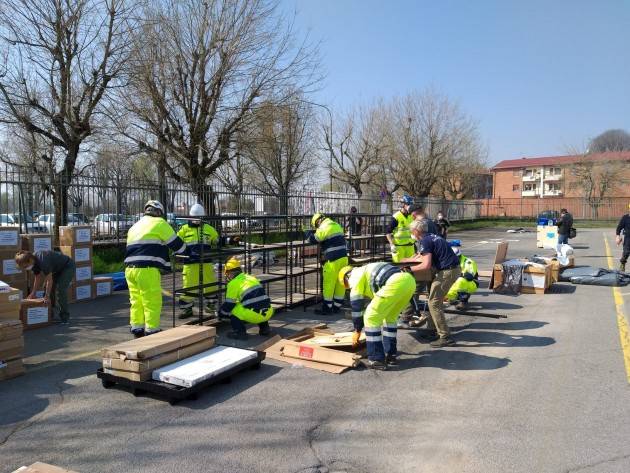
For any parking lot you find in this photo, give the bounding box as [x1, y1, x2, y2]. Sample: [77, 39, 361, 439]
[1, 227, 629, 473]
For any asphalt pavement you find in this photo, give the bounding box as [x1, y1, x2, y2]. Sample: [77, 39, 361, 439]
[1, 227, 629, 473]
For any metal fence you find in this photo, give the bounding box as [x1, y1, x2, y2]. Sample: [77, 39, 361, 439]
[0, 164, 626, 242]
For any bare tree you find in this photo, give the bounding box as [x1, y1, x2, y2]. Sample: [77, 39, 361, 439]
[0, 0, 137, 238]
[385, 89, 484, 197]
[570, 152, 628, 218]
[240, 100, 313, 213]
[323, 105, 388, 200]
[124, 0, 320, 214]
[434, 144, 488, 199]
[589, 129, 630, 153]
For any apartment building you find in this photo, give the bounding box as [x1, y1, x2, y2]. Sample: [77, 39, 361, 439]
[491, 152, 630, 199]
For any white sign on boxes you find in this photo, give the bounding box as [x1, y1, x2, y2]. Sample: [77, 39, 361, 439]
[75, 265, 92, 281]
[0, 229, 19, 247]
[2, 259, 21, 276]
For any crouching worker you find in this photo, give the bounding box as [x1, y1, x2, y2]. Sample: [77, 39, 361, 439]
[340, 262, 416, 370]
[446, 247, 479, 310]
[219, 257, 274, 341]
[15, 250, 75, 324]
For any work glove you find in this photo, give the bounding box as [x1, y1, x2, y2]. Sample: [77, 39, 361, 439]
[390, 244, 398, 254]
[352, 330, 361, 348]
[463, 272, 475, 282]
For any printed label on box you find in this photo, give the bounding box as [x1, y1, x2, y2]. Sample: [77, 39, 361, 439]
[33, 237, 52, 252]
[8, 292, 20, 302]
[0, 361, 7, 369]
[96, 282, 111, 296]
[75, 266, 92, 281]
[2, 259, 21, 276]
[27, 307, 48, 325]
[74, 247, 90, 262]
[76, 285, 92, 300]
[76, 228, 92, 243]
[298, 345, 314, 359]
[522, 272, 546, 288]
[35, 290, 45, 298]
[0, 230, 18, 246]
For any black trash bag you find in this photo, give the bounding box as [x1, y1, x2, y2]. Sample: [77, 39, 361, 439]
[559, 266, 606, 282]
[494, 261, 527, 295]
[570, 271, 630, 287]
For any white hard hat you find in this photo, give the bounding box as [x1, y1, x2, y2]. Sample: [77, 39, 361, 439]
[190, 203, 205, 217]
[144, 200, 165, 215]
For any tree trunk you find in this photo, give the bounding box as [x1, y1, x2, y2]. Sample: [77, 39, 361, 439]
[157, 146, 168, 208]
[197, 182, 216, 216]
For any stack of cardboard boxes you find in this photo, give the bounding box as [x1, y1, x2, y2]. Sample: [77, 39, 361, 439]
[0, 288, 25, 381]
[101, 325, 216, 382]
[0, 227, 27, 297]
[59, 226, 95, 302]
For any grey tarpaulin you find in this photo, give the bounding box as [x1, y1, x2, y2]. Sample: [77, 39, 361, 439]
[559, 266, 630, 286]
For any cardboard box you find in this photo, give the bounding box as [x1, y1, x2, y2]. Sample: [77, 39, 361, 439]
[101, 325, 216, 360]
[0, 227, 20, 249]
[9, 279, 28, 300]
[92, 277, 113, 297]
[68, 283, 93, 302]
[73, 264, 93, 282]
[103, 337, 216, 373]
[0, 250, 24, 279]
[260, 325, 362, 374]
[536, 225, 558, 249]
[11, 463, 78, 473]
[0, 336, 24, 361]
[0, 319, 23, 342]
[103, 367, 148, 382]
[20, 299, 51, 329]
[0, 300, 21, 320]
[492, 262, 552, 295]
[59, 246, 92, 264]
[21, 234, 53, 252]
[152, 346, 258, 388]
[58, 226, 92, 247]
[0, 287, 22, 304]
[549, 255, 576, 283]
[0, 358, 24, 381]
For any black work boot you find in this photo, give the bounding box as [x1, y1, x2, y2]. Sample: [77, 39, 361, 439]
[620, 262, 626, 273]
[258, 323, 271, 336]
[131, 328, 145, 339]
[314, 304, 333, 316]
[365, 359, 387, 371]
[227, 331, 248, 341]
[385, 354, 399, 366]
[178, 307, 194, 319]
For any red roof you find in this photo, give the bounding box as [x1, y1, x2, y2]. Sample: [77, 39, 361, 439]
[492, 152, 630, 170]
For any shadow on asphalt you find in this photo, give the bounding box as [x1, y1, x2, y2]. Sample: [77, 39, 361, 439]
[400, 350, 511, 371]
[0, 359, 99, 427]
[547, 284, 577, 294]
[452, 320, 549, 331]
[452, 330, 555, 348]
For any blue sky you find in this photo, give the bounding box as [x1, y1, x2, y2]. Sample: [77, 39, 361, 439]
[282, 0, 630, 164]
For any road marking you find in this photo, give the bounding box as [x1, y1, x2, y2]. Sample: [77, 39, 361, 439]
[604, 235, 630, 383]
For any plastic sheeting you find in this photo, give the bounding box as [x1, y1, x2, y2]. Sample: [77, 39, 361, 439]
[495, 260, 529, 295]
[559, 266, 630, 287]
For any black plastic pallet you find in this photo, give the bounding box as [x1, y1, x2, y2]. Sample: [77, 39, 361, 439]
[97, 349, 265, 405]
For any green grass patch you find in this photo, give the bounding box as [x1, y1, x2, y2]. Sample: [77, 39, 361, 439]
[93, 246, 125, 274]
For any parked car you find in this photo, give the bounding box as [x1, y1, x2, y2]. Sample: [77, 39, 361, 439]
[37, 214, 84, 233]
[0, 213, 46, 233]
[93, 214, 133, 236]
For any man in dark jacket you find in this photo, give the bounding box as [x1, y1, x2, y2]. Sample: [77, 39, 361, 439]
[616, 204, 630, 272]
[557, 208, 573, 245]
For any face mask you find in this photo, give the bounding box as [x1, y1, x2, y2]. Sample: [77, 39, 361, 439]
[411, 234, 418, 241]
[437, 214, 443, 220]
[25, 265, 34, 271]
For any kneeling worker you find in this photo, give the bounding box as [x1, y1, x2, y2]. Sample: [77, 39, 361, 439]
[446, 247, 479, 310]
[125, 200, 186, 338]
[339, 262, 416, 370]
[307, 213, 348, 315]
[219, 257, 274, 340]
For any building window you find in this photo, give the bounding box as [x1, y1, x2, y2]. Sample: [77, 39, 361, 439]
[547, 183, 561, 192]
[513, 169, 521, 177]
[513, 184, 520, 191]
[523, 183, 537, 192]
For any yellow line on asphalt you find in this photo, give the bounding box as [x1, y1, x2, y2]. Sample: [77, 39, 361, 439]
[604, 235, 630, 383]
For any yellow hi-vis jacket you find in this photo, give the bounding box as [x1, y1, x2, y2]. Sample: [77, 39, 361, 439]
[125, 216, 186, 271]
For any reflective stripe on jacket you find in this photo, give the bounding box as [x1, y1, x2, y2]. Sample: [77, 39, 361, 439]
[307, 217, 347, 261]
[219, 272, 271, 317]
[348, 262, 402, 315]
[392, 211, 414, 246]
[177, 223, 219, 263]
[125, 216, 186, 271]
